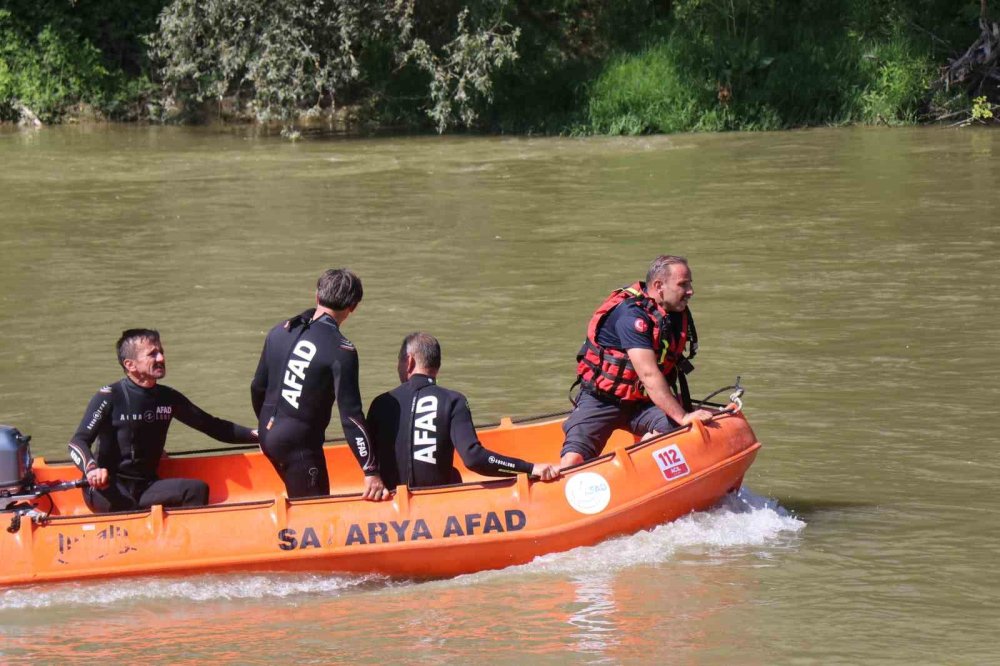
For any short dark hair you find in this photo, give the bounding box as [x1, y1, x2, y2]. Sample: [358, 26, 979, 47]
[116, 328, 160, 370]
[399, 332, 442, 370]
[646, 255, 689, 284]
[316, 268, 363, 310]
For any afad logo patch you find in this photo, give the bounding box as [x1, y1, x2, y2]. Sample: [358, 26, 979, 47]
[633, 317, 649, 334]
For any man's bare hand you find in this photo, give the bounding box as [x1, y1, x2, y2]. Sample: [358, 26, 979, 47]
[86, 467, 109, 489]
[531, 463, 561, 481]
[362, 474, 391, 501]
[680, 409, 715, 426]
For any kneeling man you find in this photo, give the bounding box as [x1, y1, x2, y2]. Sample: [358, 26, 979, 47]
[367, 332, 560, 489]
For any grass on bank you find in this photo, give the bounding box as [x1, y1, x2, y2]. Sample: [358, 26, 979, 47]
[583, 24, 939, 135]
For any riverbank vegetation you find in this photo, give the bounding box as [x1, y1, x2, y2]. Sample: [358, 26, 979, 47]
[2, 0, 998, 134]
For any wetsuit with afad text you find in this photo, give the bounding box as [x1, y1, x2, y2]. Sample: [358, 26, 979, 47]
[366, 374, 532, 489]
[251, 309, 377, 498]
[67, 378, 256, 512]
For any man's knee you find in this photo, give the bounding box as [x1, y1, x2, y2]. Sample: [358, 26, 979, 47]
[180, 479, 210, 506]
[631, 405, 677, 435]
[559, 441, 597, 464]
[84, 487, 123, 513]
[139, 478, 210, 508]
[560, 398, 621, 463]
[85, 482, 140, 513]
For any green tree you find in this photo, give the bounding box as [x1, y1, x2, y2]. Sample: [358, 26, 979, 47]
[149, 0, 519, 131]
[0, 0, 163, 121]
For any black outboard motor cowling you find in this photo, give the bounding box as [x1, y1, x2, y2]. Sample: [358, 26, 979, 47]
[0, 425, 33, 494]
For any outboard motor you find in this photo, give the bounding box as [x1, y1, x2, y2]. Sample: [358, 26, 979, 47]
[0, 425, 33, 495]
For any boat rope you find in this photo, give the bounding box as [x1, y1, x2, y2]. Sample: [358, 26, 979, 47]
[696, 376, 744, 414]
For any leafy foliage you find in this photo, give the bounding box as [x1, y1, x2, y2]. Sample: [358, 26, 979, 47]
[1, 9, 103, 121]
[149, 0, 519, 130]
[972, 95, 995, 120]
[586, 43, 706, 135]
[0, 0, 992, 133]
[483, 1, 669, 133]
[0, 1, 163, 121]
[581, 0, 981, 134]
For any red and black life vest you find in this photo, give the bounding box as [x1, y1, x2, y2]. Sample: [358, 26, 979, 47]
[574, 282, 697, 404]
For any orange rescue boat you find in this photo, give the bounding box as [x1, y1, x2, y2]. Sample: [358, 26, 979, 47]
[1, 403, 760, 586]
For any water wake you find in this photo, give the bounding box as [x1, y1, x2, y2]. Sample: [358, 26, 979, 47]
[459, 487, 805, 583]
[0, 572, 385, 610]
[0, 488, 802, 610]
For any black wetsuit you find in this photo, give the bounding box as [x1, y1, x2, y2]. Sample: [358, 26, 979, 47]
[250, 309, 377, 498]
[68, 378, 256, 512]
[366, 374, 533, 489]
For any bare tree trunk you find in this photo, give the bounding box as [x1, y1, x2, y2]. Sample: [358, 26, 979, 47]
[929, 3, 999, 122]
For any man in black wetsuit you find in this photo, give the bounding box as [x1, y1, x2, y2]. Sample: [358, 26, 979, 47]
[367, 332, 560, 489]
[68, 329, 258, 513]
[251, 268, 388, 500]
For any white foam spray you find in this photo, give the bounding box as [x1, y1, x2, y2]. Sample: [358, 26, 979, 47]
[457, 487, 805, 583]
[0, 573, 386, 610]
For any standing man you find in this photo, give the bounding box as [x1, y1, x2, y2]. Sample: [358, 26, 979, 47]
[68, 329, 258, 513]
[367, 332, 560, 489]
[251, 268, 388, 500]
[561, 255, 716, 468]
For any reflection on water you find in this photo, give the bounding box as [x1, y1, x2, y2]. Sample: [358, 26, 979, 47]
[568, 574, 618, 659]
[1, 125, 999, 663]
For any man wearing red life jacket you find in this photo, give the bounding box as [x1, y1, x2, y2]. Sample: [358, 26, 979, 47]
[560, 255, 716, 468]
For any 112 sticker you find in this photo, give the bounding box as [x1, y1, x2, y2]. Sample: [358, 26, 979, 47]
[652, 444, 690, 481]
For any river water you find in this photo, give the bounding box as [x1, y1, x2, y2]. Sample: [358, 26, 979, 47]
[1, 125, 997, 664]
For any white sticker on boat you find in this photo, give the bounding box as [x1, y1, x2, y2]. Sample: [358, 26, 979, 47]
[653, 444, 690, 482]
[565, 472, 611, 515]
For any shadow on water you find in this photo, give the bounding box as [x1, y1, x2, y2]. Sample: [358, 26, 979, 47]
[777, 497, 881, 518]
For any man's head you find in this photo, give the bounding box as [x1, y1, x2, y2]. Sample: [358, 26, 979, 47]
[397, 332, 442, 382]
[316, 268, 363, 311]
[116, 328, 165, 385]
[645, 255, 693, 313]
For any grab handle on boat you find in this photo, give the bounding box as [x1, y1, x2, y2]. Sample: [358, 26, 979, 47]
[691, 417, 708, 442]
